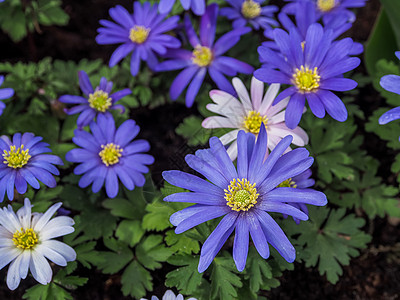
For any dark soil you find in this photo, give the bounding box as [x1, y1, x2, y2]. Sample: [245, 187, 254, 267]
[1, 0, 399, 299]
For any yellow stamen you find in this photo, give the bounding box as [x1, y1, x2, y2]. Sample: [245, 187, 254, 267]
[3, 145, 31, 169]
[13, 228, 38, 250]
[129, 26, 150, 44]
[192, 46, 213, 67]
[225, 178, 259, 212]
[277, 178, 297, 188]
[317, 0, 336, 12]
[243, 111, 268, 134]
[241, 0, 262, 19]
[99, 143, 123, 167]
[88, 90, 112, 112]
[293, 66, 321, 93]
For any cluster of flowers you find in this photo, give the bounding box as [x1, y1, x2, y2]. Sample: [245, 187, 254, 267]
[0, 0, 399, 297]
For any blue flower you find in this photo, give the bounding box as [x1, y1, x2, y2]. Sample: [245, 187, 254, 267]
[283, 0, 367, 23]
[0, 133, 63, 202]
[59, 71, 131, 129]
[96, 2, 181, 76]
[254, 23, 360, 129]
[156, 4, 254, 107]
[66, 114, 154, 198]
[0, 75, 14, 115]
[162, 124, 327, 272]
[159, 0, 205, 16]
[378, 51, 400, 140]
[220, 0, 278, 33]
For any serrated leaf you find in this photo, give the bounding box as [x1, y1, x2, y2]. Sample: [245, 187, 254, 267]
[244, 248, 273, 293]
[95, 238, 133, 274]
[136, 235, 173, 270]
[103, 198, 137, 219]
[165, 230, 200, 255]
[121, 260, 153, 299]
[116, 219, 145, 247]
[23, 283, 73, 300]
[142, 201, 176, 231]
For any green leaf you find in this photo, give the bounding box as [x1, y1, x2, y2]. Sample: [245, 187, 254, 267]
[95, 238, 134, 274]
[285, 207, 372, 284]
[165, 230, 200, 255]
[115, 219, 145, 247]
[210, 252, 243, 300]
[136, 235, 173, 270]
[121, 260, 153, 299]
[243, 248, 273, 293]
[142, 201, 176, 231]
[380, 0, 400, 49]
[166, 254, 203, 295]
[176, 115, 213, 147]
[103, 198, 138, 219]
[23, 283, 73, 300]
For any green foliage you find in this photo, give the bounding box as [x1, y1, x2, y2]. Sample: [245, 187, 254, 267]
[285, 207, 371, 284]
[0, 0, 69, 42]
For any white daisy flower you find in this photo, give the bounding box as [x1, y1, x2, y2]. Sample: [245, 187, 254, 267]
[0, 198, 76, 290]
[141, 290, 197, 300]
[202, 76, 309, 160]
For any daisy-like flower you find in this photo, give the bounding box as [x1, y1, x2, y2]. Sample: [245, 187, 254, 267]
[283, 0, 368, 23]
[159, 0, 205, 16]
[96, 2, 181, 76]
[378, 51, 400, 141]
[141, 290, 197, 300]
[155, 4, 254, 107]
[220, 0, 278, 33]
[202, 76, 308, 160]
[162, 124, 327, 272]
[66, 114, 154, 198]
[59, 71, 131, 129]
[0, 75, 14, 115]
[0, 198, 76, 290]
[0, 133, 63, 202]
[254, 23, 360, 129]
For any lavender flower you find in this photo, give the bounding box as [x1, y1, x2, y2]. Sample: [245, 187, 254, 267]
[156, 4, 254, 107]
[163, 124, 327, 272]
[0, 75, 14, 115]
[159, 0, 205, 16]
[96, 2, 181, 76]
[59, 71, 131, 129]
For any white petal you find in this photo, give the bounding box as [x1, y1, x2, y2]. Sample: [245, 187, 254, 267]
[205, 101, 244, 122]
[162, 290, 177, 300]
[269, 110, 286, 124]
[209, 89, 238, 105]
[0, 247, 21, 270]
[264, 96, 289, 117]
[31, 213, 42, 228]
[30, 250, 52, 285]
[39, 226, 75, 241]
[6, 254, 23, 290]
[176, 295, 184, 300]
[251, 77, 264, 111]
[41, 240, 76, 262]
[33, 202, 62, 232]
[19, 251, 30, 279]
[233, 77, 253, 112]
[0, 226, 12, 238]
[219, 130, 240, 146]
[151, 297, 159, 300]
[40, 216, 74, 233]
[0, 207, 22, 233]
[259, 83, 280, 115]
[0, 237, 14, 248]
[17, 198, 33, 229]
[268, 123, 309, 146]
[36, 244, 67, 266]
[202, 116, 237, 129]
[227, 140, 238, 161]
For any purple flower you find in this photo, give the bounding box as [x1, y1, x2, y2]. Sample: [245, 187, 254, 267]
[378, 51, 400, 140]
[96, 2, 181, 76]
[220, 0, 278, 33]
[59, 71, 131, 129]
[0, 133, 63, 202]
[254, 23, 360, 129]
[66, 114, 154, 198]
[156, 4, 254, 107]
[0, 75, 14, 116]
[163, 124, 327, 272]
[159, 0, 205, 16]
[278, 169, 315, 224]
[283, 0, 368, 23]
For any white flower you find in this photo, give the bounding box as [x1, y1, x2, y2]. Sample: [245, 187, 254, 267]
[141, 290, 197, 300]
[0, 198, 76, 290]
[202, 77, 309, 160]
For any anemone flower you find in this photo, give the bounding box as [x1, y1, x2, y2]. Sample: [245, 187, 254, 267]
[159, 0, 205, 16]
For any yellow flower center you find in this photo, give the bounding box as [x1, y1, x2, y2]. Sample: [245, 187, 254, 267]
[3, 145, 31, 169]
[99, 143, 123, 166]
[88, 90, 112, 112]
[293, 66, 321, 93]
[317, 0, 336, 12]
[225, 178, 259, 212]
[129, 26, 150, 44]
[13, 228, 38, 250]
[192, 46, 213, 67]
[243, 111, 268, 134]
[241, 0, 262, 19]
[277, 178, 297, 188]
